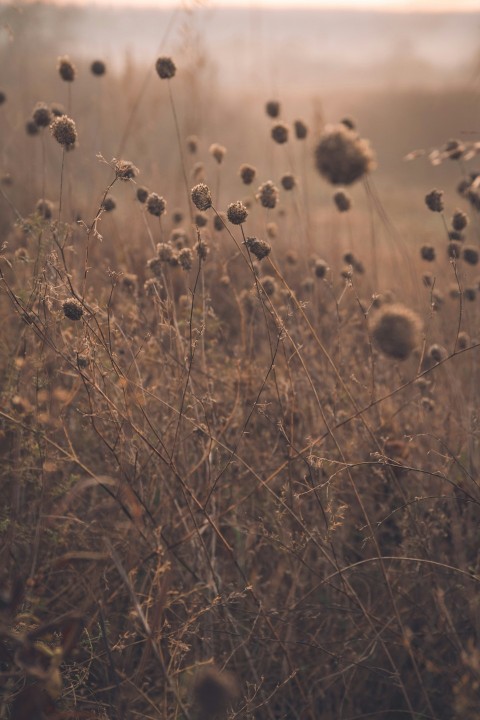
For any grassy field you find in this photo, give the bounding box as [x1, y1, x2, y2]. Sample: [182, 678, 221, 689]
[1, 3, 480, 719]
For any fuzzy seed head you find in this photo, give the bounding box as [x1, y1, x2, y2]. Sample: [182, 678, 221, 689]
[239, 163, 256, 185]
[50, 102, 65, 118]
[50, 115, 77, 148]
[464, 287, 477, 302]
[58, 56, 76, 82]
[333, 189, 351, 212]
[314, 259, 328, 278]
[420, 245, 435, 262]
[26, 120, 39, 136]
[195, 212, 208, 228]
[447, 241, 461, 259]
[281, 173, 296, 191]
[425, 189, 444, 213]
[147, 192, 167, 217]
[114, 159, 139, 181]
[294, 119, 308, 139]
[271, 122, 289, 144]
[244, 236, 271, 261]
[91, 60, 106, 76]
[136, 186, 149, 203]
[371, 303, 422, 360]
[261, 276, 277, 296]
[63, 298, 83, 321]
[32, 102, 52, 128]
[210, 143, 226, 164]
[178, 247, 194, 271]
[155, 56, 176, 79]
[463, 246, 479, 265]
[36, 199, 53, 220]
[266, 100, 280, 118]
[227, 201, 248, 225]
[195, 239, 209, 261]
[191, 183, 212, 211]
[256, 180, 279, 209]
[214, 212, 227, 231]
[452, 210, 468, 231]
[315, 124, 375, 185]
[186, 135, 198, 154]
[428, 343, 447, 363]
[157, 243, 173, 262]
[102, 196, 116, 212]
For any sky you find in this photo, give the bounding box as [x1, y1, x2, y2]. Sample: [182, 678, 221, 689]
[45, 0, 480, 10]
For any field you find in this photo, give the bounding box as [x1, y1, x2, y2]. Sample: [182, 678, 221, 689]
[1, 2, 480, 719]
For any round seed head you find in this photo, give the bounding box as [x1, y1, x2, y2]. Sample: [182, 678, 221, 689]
[210, 143, 226, 164]
[136, 186, 149, 203]
[428, 343, 447, 363]
[314, 124, 376, 185]
[26, 119, 39, 136]
[50, 102, 66, 117]
[214, 211, 227, 231]
[172, 209, 184, 224]
[281, 173, 296, 191]
[193, 667, 238, 718]
[0, 91, 6, 105]
[333, 189, 351, 212]
[191, 183, 212, 211]
[121, 273, 137, 293]
[261, 276, 277, 296]
[266, 100, 280, 118]
[420, 245, 435, 262]
[58, 56, 76, 82]
[195, 238, 209, 261]
[155, 56, 176, 79]
[147, 192, 167, 217]
[239, 163, 256, 185]
[271, 122, 289, 144]
[244, 236, 271, 261]
[157, 242, 173, 261]
[186, 135, 198, 154]
[256, 180, 279, 209]
[464, 287, 477, 302]
[447, 241, 461, 259]
[227, 201, 248, 225]
[340, 116, 356, 130]
[448, 230, 463, 241]
[371, 303, 422, 360]
[178, 247, 194, 271]
[62, 298, 83, 321]
[457, 331, 470, 350]
[294, 119, 308, 139]
[286, 250, 298, 264]
[147, 257, 163, 277]
[36, 199, 53, 220]
[463, 246, 478, 265]
[32, 102, 52, 128]
[425, 189, 444, 213]
[102, 196, 116, 212]
[114, 159, 139, 181]
[91, 59, 106, 76]
[444, 138, 464, 160]
[314, 259, 328, 278]
[452, 210, 468, 231]
[195, 212, 208, 228]
[50, 115, 77, 148]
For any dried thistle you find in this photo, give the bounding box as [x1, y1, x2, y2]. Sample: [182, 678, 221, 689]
[294, 119, 308, 139]
[425, 189, 444, 213]
[244, 236, 271, 261]
[155, 56, 176, 79]
[281, 174, 296, 191]
[62, 298, 83, 321]
[227, 201, 248, 225]
[50, 115, 77, 148]
[136, 186, 149, 203]
[191, 183, 212, 211]
[32, 102, 52, 128]
[178, 247, 194, 271]
[333, 189, 351, 212]
[58, 56, 76, 82]
[147, 192, 167, 217]
[314, 124, 375, 185]
[210, 143, 226, 164]
[266, 100, 280, 118]
[114, 159, 139, 181]
[314, 259, 328, 278]
[256, 181, 279, 209]
[271, 122, 289, 144]
[239, 163, 256, 185]
[91, 60, 106, 76]
[102, 196, 116, 212]
[371, 304, 422, 360]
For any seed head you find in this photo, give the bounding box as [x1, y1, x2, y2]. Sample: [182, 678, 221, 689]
[444, 138, 464, 160]
[314, 259, 328, 278]
[239, 163, 256, 185]
[210, 143, 226, 164]
[136, 186, 149, 203]
[157, 243, 173, 261]
[420, 245, 435, 262]
[256, 180, 279, 209]
[371, 303, 422, 360]
[147, 192, 167, 217]
[113, 159, 138, 182]
[195, 212, 208, 228]
[452, 210, 468, 231]
[464, 287, 477, 301]
[50, 102, 65, 117]
[147, 257, 163, 277]
[155, 56, 176, 79]
[261, 276, 277, 296]
[172, 209, 184, 224]
[50, 115, 77, 148]
[266, 100, 280, 118]
[91, 60, 106, 76]
[244, 236, 271, 261]
[32, 102, 52, 128]
[428, 343, 447, 363]
[294, 119, 308, 139]
[58, 56, 76, 82]
[191, 183, 212, 211]
[271, 122, 289, 144]
[195, 238, 209, 261]
[178, 247, 194, 271]
[463, 246, 478, 265]
[425, 189, 444, 213]
[447, 241, 461, 259]
[26, 120, 39, 137]
[333, 189, 351, 212]
[62, 298, 83, 321]
[186, 135, 198, 154]
[315, 124, 375, 185]
[0, 91, 6, 105]
[121, 273, 137, 293]
[281, 173, 296, 191]
[102, 196, 116, 212]
[36, 199, 53, 220]
[227, 201, 248, 225]
[193, 667, 238, 719]
[457, 331, 470, 350]
[214, 211, 227, 231]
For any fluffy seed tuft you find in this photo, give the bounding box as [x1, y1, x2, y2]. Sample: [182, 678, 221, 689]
[315, 124, 375, 185]
[371, 303, 422, 360]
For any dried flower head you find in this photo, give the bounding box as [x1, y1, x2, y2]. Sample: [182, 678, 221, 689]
[266, 100, 280, 118]
[463, 246, 479, 265]
[444, 138, 465, 160]
[178, 247, 194, 271]
[193, 667, 238, 719]
[271, 122, 289, 144]
[281, 173, 296, 191]
[227, 201, 248, 225]
[314, 259, 329, 278]
[195, 212, 208, 228]
[452, 210, 468, 231]
[136, 186, 149, 203]
[32, 102, 52, 128]
[428, 343, 447, 363]
[447, 241, 461, 259]
[315, 124, 376, 185]
[191, 183, 212, 211]
[333, 189, 351, 212]
[0, 91, 6, 105]
[457, 331, 470, 350]
[371, 303, 422, 360]
[36, 199, 53, 220]
[420, 245, 435, 262]
[425, 189, 444, 213]
[147, 257, 163, 277]
[210, 143, 226, 164]
[464, 287, 477, 301]
[121, 273, 137, 293]
[155, 56, 176, 79]
[195, 238, 209, 261]
[50, 115, 77, 148]
[186, 135, 198, 153]
[102, 196, 116, 212]
[50, 102, 65, 117]
[114, 159, 139, 181]
[214, 212, 227, 231]
[144, 277, 162, 296]
[58, 56, 76, 82]
[294, 119, 308, 140]
[244, 236, 271, 260]
[448, 230, 463, 241]
[91, 60, 106, 76]
[239, 163, 256, 185]
[26, 120, 39, 136]
[340, 116, 356, 130]
[172, 209, 184, 224]
[147, 192, 167, 217]
[256, 180, 279, 209]
[261, 276, 277, 296]
[62, 298, 83, 321]
[157, 242, 173, 261]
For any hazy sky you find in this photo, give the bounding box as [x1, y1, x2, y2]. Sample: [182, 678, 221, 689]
[52, 0, 480, 10]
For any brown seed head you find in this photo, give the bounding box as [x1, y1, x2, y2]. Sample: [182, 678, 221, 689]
[157, 243, 173, 261]
[314, 259, 328, 278]
[239, 163, 256, 185]
[371, 303, 422, 360]
[333, 189, 351, 212]
[195, 212, 208, 228]
[210, 143, 226, 164]
[191, 183, 212, 211]
[26, 120, 39, 136]
[463, 246, 479, 265]
[340, 116, 356, 130]
[62, 298, 83, 321]
[256, 180, 279, 209]
[136, 186, 149, 203]
[244, 236, 271, 261]
[32, 102, 52, 128]
[294, 119, 308, 139]
[195, 238, 209, 261]
[58, 56, 76, 82]
[50, 115, 77, 148]
[447, 241, 461, 259]
[452, 210, 468, 231]
[36, 199, 53, 220]
[314, 124, 376, 185]
[114, 159, 139, 181]
[266, 100, 280, 118]
[425, 189, 444, 213]
[155, 56, 176, 79]
[261, 276, 277, 296]
[172, 209, 184, 224]
[271, 122, 289, 144]
[186, 135, 198, 153]
[178, 247, 194, 271]
[420, 245, 435, 262]
[281, 173, 296, 191]
[50, 102, 65, 117]
[91, 60, 106, 76]
[147, 192, 167, 217]
[428, 343, 447, 363]
[102, 196, 116, 212]
[227, 201, 248, 225]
